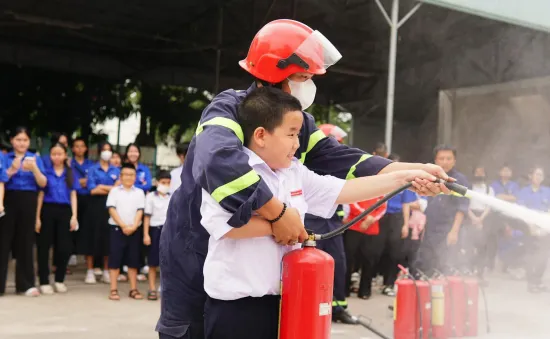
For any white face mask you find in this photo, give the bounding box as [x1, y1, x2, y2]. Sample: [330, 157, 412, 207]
[287, 79, 317, 110]
[157, 184, 170, 194]
[100, 150, 112, 162]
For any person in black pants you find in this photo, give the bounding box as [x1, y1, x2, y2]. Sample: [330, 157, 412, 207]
[378, 154, 418, 296]
[0, 127, 47, 297]
[516, 166, 550, 293]
[35, 143, 79, 294]
[344, 197, 387, 299]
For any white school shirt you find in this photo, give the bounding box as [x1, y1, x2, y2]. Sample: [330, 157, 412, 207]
[106, 185, 145, 226]
[201, 148, 346, 301]
[145, 191, 170, 227]
[169, 165, 183, 194]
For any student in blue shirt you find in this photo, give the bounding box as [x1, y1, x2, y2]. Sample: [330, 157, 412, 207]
[516, 166, 550, 293]
[124, 143, 152, 192]
[0, 127, 47, 297]
[35, 143, 79, 295]
[79, 141, 120, 285]
[41, 132, 70, 170]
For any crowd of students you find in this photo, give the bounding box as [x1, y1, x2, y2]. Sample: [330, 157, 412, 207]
[343, 144, 550, 299]
[0, 126, 188, 299]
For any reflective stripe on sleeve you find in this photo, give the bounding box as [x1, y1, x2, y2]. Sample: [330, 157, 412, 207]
[337, 210, 345, 217]
[211, 170, 260, 203]
[299, 130, 327, 163]
[196, 117, 244, 144]
[345, 154, 373, 180]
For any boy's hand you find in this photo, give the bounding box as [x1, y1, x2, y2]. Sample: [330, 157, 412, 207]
[35, 219, 42, 233]
[70, 216, 78, 231]
[272, 207, 307, 245]
[401, 225, 409, 239]
[144, 234, 151, 246]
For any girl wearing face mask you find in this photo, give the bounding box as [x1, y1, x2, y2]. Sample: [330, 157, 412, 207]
[79, 142, 120, 285]
[465, 166, 495, 282]
[35, 143, 78, 294]
[0, 127, 47, 297]
[124, 143, 152, 192]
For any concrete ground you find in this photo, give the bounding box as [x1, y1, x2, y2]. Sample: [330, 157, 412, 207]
[1, 262, 550, 339]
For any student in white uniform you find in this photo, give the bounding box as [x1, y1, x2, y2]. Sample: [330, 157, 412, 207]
[143, 170, 171, 300]
[200, 87, 438, 339]
[169, 143, 189, 194]
[106, 163, 146, 301]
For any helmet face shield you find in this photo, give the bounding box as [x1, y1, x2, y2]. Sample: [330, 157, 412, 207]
[293, 30, 342, 73]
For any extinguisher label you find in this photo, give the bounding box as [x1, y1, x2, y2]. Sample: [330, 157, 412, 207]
[431, 286, 445, 326]
[319, 303, 331, 316]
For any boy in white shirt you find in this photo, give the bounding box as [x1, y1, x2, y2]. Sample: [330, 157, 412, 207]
[200, 87, 438, 339]
[143, 170, 171, 300]
[106, 163, 145, 301]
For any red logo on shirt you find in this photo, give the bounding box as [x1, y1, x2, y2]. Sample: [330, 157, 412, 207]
[290, 189, 303, 197]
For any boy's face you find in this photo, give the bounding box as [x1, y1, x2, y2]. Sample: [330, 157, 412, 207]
[158, 178, 171, 187]
[499, 167, 512, 180]
[253, 110, 303, 169]
[120, 168, 136, 187]
[72, 140, 87, 157]
[434, 150, 456, 173]
[531, 168, 544, 186]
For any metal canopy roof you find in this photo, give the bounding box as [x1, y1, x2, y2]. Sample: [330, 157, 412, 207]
[0, 0, 548, 123]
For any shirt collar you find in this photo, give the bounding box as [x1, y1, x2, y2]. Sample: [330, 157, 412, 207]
[243, 148, 299, 172]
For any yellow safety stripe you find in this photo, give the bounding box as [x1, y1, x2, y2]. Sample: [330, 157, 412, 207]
[211, 170, 260, 203]
[439, 191, 466, 198]
[337, 210, 345, 217]
[332, 300, 348, 307]
[345, 154, 373, 180]
[196, 117, 244, 144]
[300, 130, 327, 163]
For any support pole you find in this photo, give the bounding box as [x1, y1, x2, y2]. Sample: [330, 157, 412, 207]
[385, 0, 399, 154]
[214, 3, 223, 94]
[375, 0, 422, 154]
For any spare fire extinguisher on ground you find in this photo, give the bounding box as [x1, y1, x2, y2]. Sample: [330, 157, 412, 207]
[278, 180, 470, 339]
[394, 265, 431, 339]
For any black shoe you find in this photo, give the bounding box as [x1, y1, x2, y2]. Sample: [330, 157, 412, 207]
[388, 305, 394, 311]
[332, 311, 357, 325]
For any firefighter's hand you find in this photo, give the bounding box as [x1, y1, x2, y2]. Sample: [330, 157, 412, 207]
[446, 229, 459, 246]
[360, 216, 374, 230]
[272, 207, 307, 245]
[401, 225, 409, 239]
[412, 164, 454, 196]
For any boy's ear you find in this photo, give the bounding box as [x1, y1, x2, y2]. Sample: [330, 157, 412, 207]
[253, 127, 267, 147]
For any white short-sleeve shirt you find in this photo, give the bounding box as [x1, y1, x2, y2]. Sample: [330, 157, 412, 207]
[145, 192, 170, 227]
[169, 166, 183, 194]
[106, 186, 145, 226]
[201, 148, 346, 301]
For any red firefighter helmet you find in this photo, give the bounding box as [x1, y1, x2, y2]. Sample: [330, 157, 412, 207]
[239, 19, 342, 84]
[318, 124, 347, 143]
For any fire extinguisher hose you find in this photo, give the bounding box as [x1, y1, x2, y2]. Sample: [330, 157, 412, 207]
[316, 180, 468, 241]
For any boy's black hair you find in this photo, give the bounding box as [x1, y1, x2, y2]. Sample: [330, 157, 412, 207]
[157, 170, 171, 181]
[72, 137, 87, 147]
[433, 144, 457, 158]
[388, 153, 400, 161]
[238, 87, 302, 146]
[120, 162, 137, 172]
[176, 143, 190, 156]
[373, 142, 387, 155]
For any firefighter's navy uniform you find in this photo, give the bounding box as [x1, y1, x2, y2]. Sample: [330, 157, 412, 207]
[304, 205, 353, 323]
[412, 168, 469, 277]
[155, 83, 392, 338]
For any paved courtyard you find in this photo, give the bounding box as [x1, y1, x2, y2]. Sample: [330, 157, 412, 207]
[1, 263, 550, 339]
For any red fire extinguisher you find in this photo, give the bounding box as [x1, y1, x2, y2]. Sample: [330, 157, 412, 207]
[463, 276, 479, 336]
[394, 271, 431, 339]
[279, 236, 334, 339]
[447, 275, 466, 337]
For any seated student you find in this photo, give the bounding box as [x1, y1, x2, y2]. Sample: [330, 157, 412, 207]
[106, 163, 145, 300]
[201, 87, 437, 339]
[143, 170, 171, 300]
